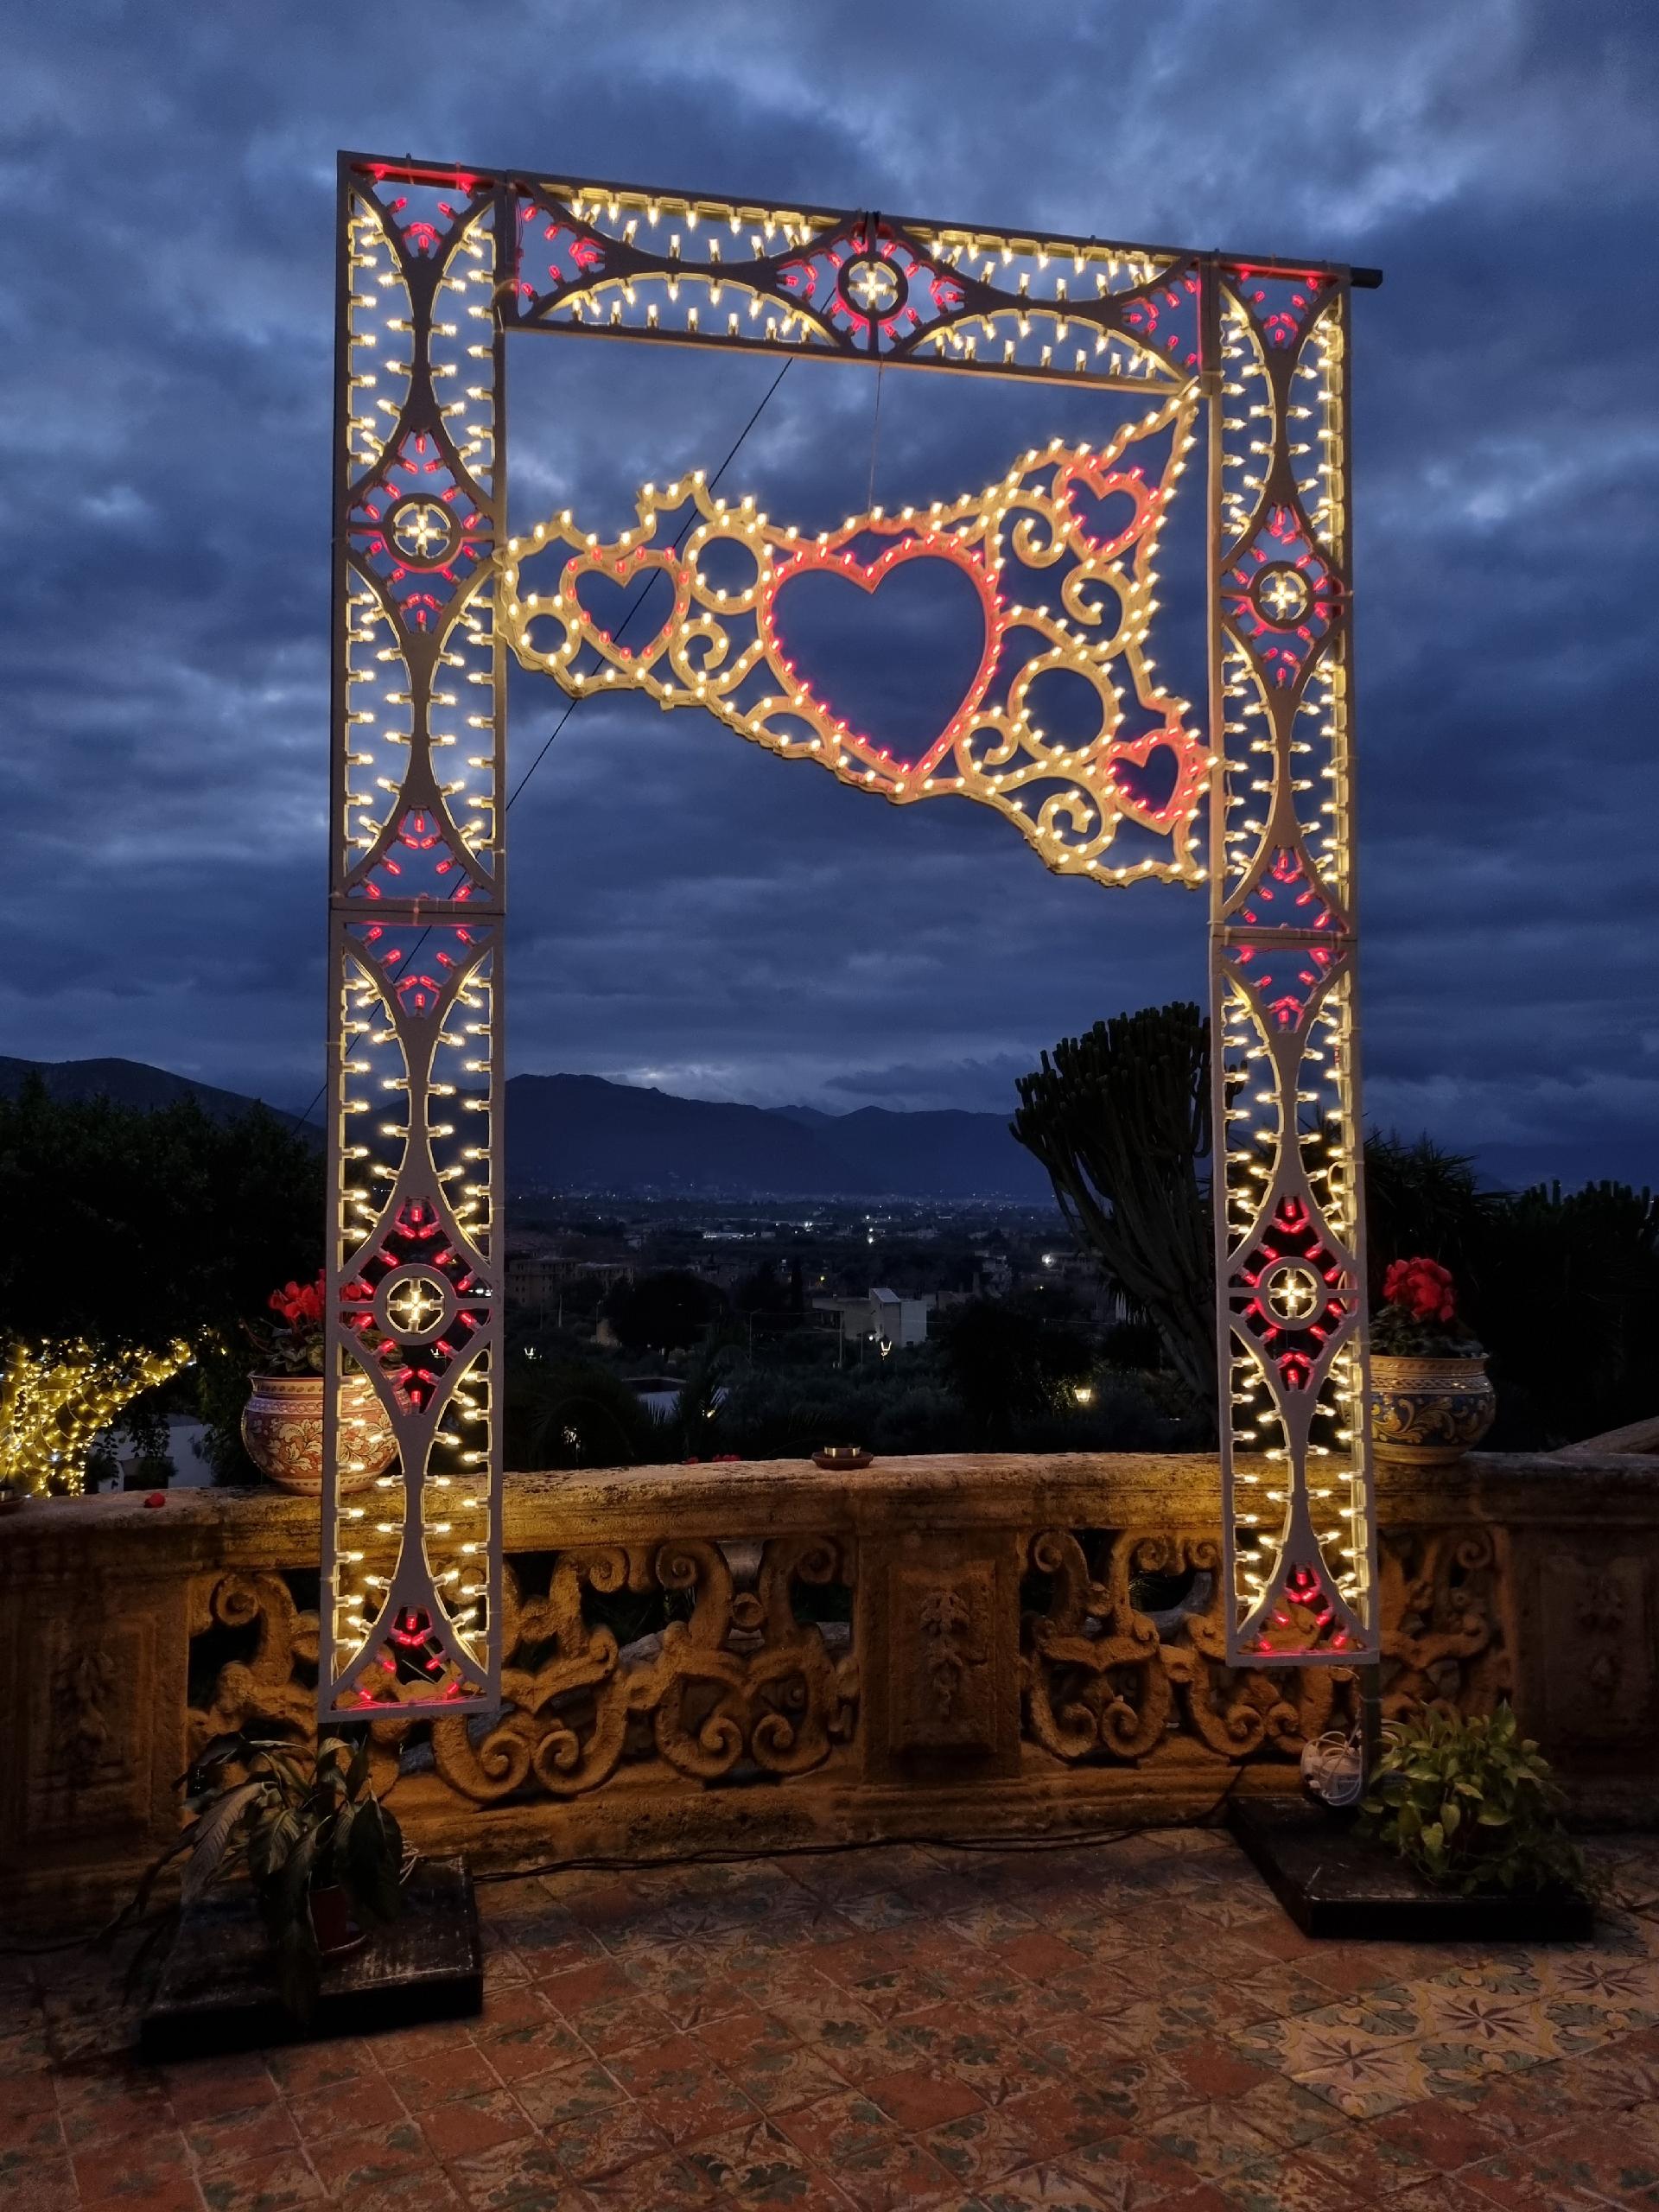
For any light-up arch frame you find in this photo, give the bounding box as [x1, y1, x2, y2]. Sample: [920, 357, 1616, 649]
[322, 149, 1382, 1719]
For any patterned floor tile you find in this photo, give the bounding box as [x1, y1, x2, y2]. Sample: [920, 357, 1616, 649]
[845, 1967, 956, 2027]
[262, 2038, 378, 2100]
[1439, 2062, 1589, 2147]
[54, 2088, 173, 2158]
[685, 2111, 848, 2209]
[535, 1963, 677, 2058]
[1460, 2120, 1659, 2206]
[18, 1832, 1659, 2212]
[1296, 2120, 1436, 2198]
[543, 2100, 676, 2183]
[1142, 2101, 1282, 2180]
[1548, 2037, 1659, 2111]
[179, 2099, 303, 2177]
[1363, 2179, 1495, 2212]
[159, 2057, 281, 2126]
[74, 2162, 207, 2211]
[1369, 2093, 1508, 2174]
[835, 1890, 931, 1935]
[305, 2113, 433, 2195]
[443, 2128, 582, 2211]
[1407, 1977, 1588, 2063]
[696, 2012, 849, 2117]
[890, 1931, 1027, 2006]
[984, 1936, 1094, 1989]
[284, 2069, 407, 2142]
[0, 2154, 103, 2212]
[1224, 2077, 1340, 2152]
[474, 2005, 594, 2085]
[1162, 2040, 1277, 2105]
[0, 2102, 65, 2161]
[578, 2148, 713, 2210]
[195, 2149, 325, 2211]
[976, 2169, 1119, 2212]
[997, 2076, 1149, 2159]
[512, 2058, 628, 2131]
[1287, 2036, 1441, 2121]
[776, 2087, 956, 2209]
[861, 2067, 986, 2130]
[416, 2088, 536, 2164]
[899, 2005, 1062, 2107]
[918, 2105, 1043, 2193]
[1205, 2150, 1357, 2212]
[597, 2035, 755, 2148]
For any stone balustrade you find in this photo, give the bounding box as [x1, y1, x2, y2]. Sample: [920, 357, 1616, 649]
[3, 1450, 1655, 1927]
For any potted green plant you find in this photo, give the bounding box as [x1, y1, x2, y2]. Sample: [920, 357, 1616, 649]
[241, 1272, 397, 1495]
[1369, 1256, 1496, 1464]
[138, 1731, 407, 2021]
[1358, 1703, 1592, 1904]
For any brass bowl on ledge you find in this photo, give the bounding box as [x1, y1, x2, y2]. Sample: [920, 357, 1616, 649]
[812, 1446, 872, 1471]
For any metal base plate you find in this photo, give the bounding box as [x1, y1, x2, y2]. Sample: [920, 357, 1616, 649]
[1230, 1799, 1596, 1942]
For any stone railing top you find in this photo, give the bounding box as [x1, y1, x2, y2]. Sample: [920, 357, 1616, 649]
[1, 1447, 1655, 1578]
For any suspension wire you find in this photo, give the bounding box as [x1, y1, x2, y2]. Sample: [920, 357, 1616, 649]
[503, 354, 794, 812]
[866, 360, 886, 514]
[290, 356, 796, 1131]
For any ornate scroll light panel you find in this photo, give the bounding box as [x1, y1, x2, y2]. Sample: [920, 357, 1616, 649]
[499, 402, 1207, 883]
[327, 154, 1378, 1714]
[325, 162, 505, 1718]
[1209, 268, 1379, 1663]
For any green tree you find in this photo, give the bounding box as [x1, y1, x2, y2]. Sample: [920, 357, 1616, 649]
[504, 1352, 659, 1469]
[0, 1077, 323, 1477]
[603, 1269, 728, 1356]
[1012, 1003, 1215, 1424]
[933, 1294, 1095, 1442]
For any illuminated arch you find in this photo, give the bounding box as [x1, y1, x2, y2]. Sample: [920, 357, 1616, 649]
[322, 160, 1378, 1716]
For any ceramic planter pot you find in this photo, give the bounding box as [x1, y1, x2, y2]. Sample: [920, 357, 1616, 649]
[241, 1373, 397, 1496]
[1370, 1353, 1496, 1465]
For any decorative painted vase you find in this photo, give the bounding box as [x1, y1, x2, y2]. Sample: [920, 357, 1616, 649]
[240, 1373, 397, 1496]
[1370, 1353, 1496, 1465]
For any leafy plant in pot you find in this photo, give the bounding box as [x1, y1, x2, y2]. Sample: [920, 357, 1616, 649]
[144, 1731, 407, 2022]
[1358, 1703, 1592, 1904]
[1370, 1256, 1496, 1464]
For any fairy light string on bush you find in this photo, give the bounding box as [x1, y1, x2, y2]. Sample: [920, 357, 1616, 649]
[0, 1339, 194, 1498]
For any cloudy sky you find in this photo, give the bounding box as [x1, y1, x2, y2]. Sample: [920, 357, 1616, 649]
[5, 1, 1655, 1186]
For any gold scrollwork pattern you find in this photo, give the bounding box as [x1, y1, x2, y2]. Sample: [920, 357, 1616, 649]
[500, 400, 1205, 883]
[189, 1541, 856, 1805]
[1020, 1524, 1505, 1767]
[430, 1539, 857, 1802]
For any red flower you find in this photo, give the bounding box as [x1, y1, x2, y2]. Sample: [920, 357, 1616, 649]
[268, 1271, 327, 1331]
[1382, 1255, 1457, 1325]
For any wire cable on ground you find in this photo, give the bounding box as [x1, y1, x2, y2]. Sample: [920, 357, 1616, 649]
[0, 1769, 1249, 1955]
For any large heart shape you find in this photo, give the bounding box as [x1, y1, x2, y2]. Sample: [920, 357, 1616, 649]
[566, 548, 682, 667]
[761, 537, 1001, 776]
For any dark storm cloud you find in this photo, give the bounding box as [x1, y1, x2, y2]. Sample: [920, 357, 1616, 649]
[2, 0, 1654, 1184]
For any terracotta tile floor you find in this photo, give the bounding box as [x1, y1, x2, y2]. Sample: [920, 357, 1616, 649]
[4, 1827, 1659, 2212]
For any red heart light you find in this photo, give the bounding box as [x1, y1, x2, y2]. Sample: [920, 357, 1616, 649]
[1105, 726, 1205, 832]
[760, 533, 1003, 779]
[1053, 454, 1159, 562]
[565, 547, 683, 667]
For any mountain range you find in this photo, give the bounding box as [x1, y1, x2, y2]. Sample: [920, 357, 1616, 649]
[0, 1056, 1052, 1203]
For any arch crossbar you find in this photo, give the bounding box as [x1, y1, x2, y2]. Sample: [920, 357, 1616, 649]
[321, 151, 1379, 1719]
